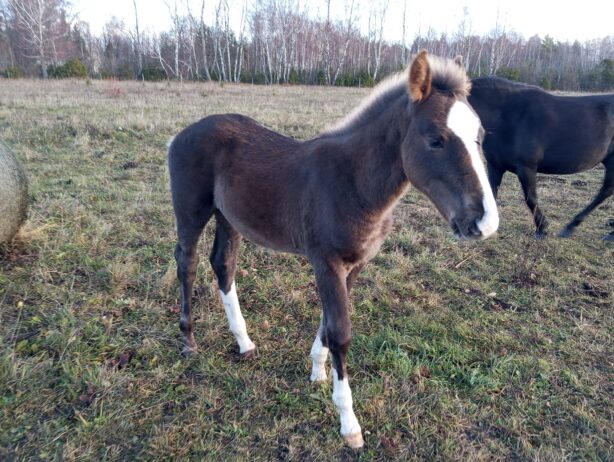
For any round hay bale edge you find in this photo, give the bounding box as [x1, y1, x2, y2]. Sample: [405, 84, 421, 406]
[0, 142, 29, 244]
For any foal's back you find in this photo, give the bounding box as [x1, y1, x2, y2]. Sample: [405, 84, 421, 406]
[169, 113, 310, 251]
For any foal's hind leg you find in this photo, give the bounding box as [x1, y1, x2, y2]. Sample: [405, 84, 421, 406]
[210, 212, 256, 358]
[346, 263, 365, 293]
[175, 212, 212, 356]
[312, 258, 363, 448]
[517, 165, 548, 238]
[310, 320, 329, 383]
[560, 158, 614, 238]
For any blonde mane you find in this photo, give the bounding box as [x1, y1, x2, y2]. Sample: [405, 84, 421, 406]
[326, 54, 470, 134]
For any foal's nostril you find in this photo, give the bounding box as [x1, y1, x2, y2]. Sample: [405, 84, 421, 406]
[466, 203, 485, 237]
[469, 220, 482, 237]
[451, 209, 485, 239]
[452, 210, 484, 240]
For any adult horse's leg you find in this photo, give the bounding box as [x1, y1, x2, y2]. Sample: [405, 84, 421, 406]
[516, 165, 548, 238]
[309, 263, 364, 384]
[210, 211, 256, 358]
[487, 163, 505, 199]
[174, 207, 212, 356]
[313, 259, 363, 448]
[560, 158, 614, 238]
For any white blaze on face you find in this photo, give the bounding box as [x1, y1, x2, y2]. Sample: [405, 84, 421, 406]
[220, 282, 256, 354]
[446, 101, 499, 238]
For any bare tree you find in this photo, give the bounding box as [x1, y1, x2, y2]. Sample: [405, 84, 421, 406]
[322, 0, 331, 84]
[1, 0, 612, 89]
[132, 0, 142, 76]
[332, 0, 356, 85]
[199, 0, 211, 80]
[233, 0, 247, 82]
[184, 0, 199, 79]
[400, 0, 407, 64]
[487, 7, 506, 75]
[372, 0, 389, 80]
[221, 0, 232, 81]
[7, 0, 72, 78]
[213, 0, 226, 80]
[164, 0, 181, 79]
[0, 3, 17, 68]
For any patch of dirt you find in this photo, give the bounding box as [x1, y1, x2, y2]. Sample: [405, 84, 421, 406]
[539, 176, 566, 184]
[456, 286, 523, 312]
[122, 161, 139, 169]
[580, 282, 609, 298]
[0, 240, 38, 269]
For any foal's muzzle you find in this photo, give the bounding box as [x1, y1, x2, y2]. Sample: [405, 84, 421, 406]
[451, 210, 485, 241]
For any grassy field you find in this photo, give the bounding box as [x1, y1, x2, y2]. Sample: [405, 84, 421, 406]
[0, 79, 612, 461]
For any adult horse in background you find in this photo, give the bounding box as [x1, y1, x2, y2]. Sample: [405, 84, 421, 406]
[168, 51, 499, 449]
[468, 76, 614, 240]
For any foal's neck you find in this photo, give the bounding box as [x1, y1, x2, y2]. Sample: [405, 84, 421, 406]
[340, 97, 410, 216]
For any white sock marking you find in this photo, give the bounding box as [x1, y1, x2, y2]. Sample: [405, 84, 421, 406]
[310, 333, 329, 382]
[447, 101, 499, 238]
[332, 369, 362, 437]
[220, 282, 256, 353]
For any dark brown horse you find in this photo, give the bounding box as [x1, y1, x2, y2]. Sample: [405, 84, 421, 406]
[468, 77, 614, 240]
[168, 51, 498, 448]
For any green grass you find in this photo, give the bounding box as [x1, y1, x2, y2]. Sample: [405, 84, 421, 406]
[0, 79, 612, 461]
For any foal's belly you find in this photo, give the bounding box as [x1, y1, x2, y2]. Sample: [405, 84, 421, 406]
[232, 219, 300, 254]
[220, 205, 301, 254]
[214, 185, 301, 254]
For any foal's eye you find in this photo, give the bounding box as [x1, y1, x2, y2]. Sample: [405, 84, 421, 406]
[475, 139, 482, 147]
[429, 137, 444, 149]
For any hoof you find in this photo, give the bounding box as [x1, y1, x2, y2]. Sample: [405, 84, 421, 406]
[239, 348, 258, 361]
[558, 228, 574, 238]
[343, 432, 364, 449]
[310, 371, 328, 383]
[181, 345, 198, 357]
[534, 231, 548, 240]
[603, 233, 614, 242]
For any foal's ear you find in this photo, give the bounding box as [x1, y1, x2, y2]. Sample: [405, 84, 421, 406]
[408, 50, 432, 103]
[454, 55, 464, 68]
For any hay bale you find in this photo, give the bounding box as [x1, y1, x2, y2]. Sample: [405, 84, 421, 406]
[0, 142, 28, 244]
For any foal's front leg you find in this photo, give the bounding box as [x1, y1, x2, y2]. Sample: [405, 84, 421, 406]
[310, 263, 364, 383]
[313, 259, 363, 449]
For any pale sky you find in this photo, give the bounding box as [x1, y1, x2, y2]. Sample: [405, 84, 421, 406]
[74, 0, 613, 44]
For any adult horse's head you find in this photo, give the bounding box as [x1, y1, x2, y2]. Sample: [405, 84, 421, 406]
[402, 51, 498, 240]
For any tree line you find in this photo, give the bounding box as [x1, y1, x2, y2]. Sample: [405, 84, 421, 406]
[1, 0, 613, 90]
